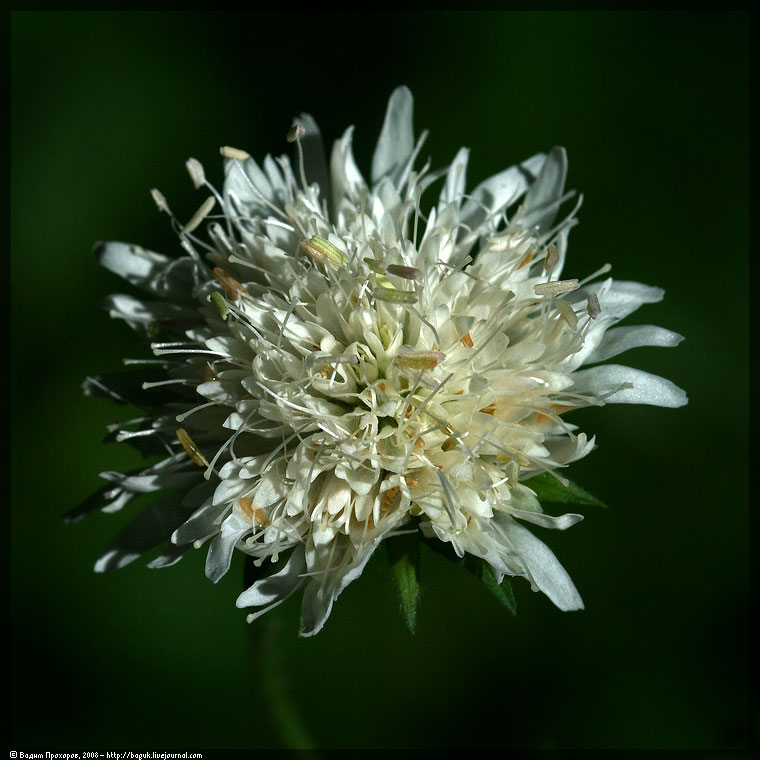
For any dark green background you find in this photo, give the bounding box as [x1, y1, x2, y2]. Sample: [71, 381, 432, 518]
[11, 11, 749, 750]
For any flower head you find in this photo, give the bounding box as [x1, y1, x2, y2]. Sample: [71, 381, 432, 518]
[75, 87, 686, 635]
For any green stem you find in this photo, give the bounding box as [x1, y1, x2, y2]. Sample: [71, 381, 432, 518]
[249, 614, 318, 752]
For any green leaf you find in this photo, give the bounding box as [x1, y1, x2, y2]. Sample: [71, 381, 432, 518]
[463, 555, 517, 615]
[524, 472, 606, 508]
[385, 532, 421, 635]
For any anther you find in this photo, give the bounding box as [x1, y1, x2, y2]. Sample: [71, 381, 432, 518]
[363, 258, 386, 274]
[517, 249, 535, 269]
[587, 292, 601, 319]
[396, 350, 446, 370]
[208, 291, 229, 321]
[309, 353, 359, 367]
[286, 124, 306, 143]
[534, 279, 579, 296]
[386, 264, 422, 281]
[212, 267, 248, 299]
[185, 158, 205, 189]
[300, 236, 348, 270]
[150, 188, 169, 213]
[183, 197, 216, 234]
[176, 428, 209, 467]
[238, 497, 270, 526]
[220, 146, 250, 160]
[555, 299, 578, 330]
[374, 286, 417, 304]
[544, 243, 559, 271]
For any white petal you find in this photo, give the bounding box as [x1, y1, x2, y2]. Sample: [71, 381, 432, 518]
[172, 501, 224, 545]
[296, 112, 329, 199]
[96, 242, 166, 291]
[64, 483, 134, 523]
[585, 325, 684, 364]
[101, 293, 197, 332]
[500, 519, 584, 611]
[505, 507, 584, 530]
[572, 278, 664, 322]
[99, 469, 199, 493]
[330, 126, 366, 209]
[300, 549, 374, 637]
[147, 541, 189, 569]
[94, 493, 188, 573]
[371, 86, 414, 185]
[572, 364, 688, 407]
[223, 154, 274, 210]
[439, 147, 469, 207]
[236, 546, 306, 613]
[521, 146, 568, 232]
[204, 512, 250, 583]
[460, 152, 546, 230]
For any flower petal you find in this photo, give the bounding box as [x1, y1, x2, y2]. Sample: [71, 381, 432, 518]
[371, 86, 414, 186]
[460, 152, 546, 230]
[505, 507, 584, 531]
[439, 147, 470, 207]
[95, 241, 197, 304]
[147, 541, 189, 569]
[330, 126, 366, 210]
[571, 364, 688, 407]
[296, 112, 330, 200]
[236, 546, 307, 618]
[94, 492, 190, 573]
[521, 146, 568, 232]
[204, 512, 251, 583]
[585, 325, 684, 364]
[498, 518, 584, 611]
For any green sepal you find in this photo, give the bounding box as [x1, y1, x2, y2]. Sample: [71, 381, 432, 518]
[463, 556, 516, 615]
[523, 472, 606, 508]
[385, 532, 421, 635]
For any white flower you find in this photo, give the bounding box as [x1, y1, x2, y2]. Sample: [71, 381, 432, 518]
[75, 87, 687, 636]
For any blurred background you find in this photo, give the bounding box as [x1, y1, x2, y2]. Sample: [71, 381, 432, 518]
[11, 11, 749, 750]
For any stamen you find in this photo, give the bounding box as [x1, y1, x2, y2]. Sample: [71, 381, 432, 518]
[286, 124, 306, 143]
[175, 401, 218, 422]
[176, 428, 208, 467]
[309, 353, 360, 367]
[534, 279, 579, 296]
[555, 299, 579, 330]
[220, 146, 250, 160]
[517, 249, 535, 269]
[459, 332, 474, 348]
[396, 350, 446, 371]
[587, 292, 601, 319]
[183, 197, 216, 234]
[544, 243, 559, 271]
[150, 188, 169, 213]
[374, 286, 417, 304]
[579, 262, 612, 286]
[212, 267, 248, 299]
[300, 236, 348, 270]
[363, 258, 386, 274]
[238, 497, 270, 526]
[209, 291, 229, 321]
[387, 264, 422, 281]
[185, 158, 205, 189]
